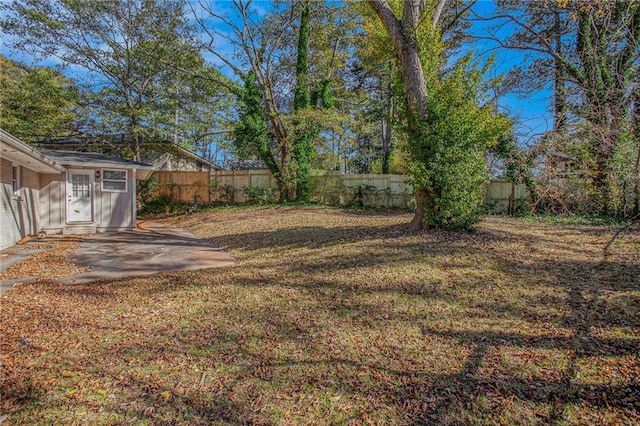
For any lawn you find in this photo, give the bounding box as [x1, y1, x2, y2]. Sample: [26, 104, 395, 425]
[1, 206, 638, 425]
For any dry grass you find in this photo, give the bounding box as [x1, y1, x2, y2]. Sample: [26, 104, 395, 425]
[1, 206, 638, 425]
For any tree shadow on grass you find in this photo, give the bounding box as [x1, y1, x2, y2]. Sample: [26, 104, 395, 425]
[206, 223, 413, 252]
[4, 220, 639, 424]
[403, 229, 640, 424]
[202, 216, 534, 253]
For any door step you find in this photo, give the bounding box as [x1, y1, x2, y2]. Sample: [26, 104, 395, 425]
[63, 225, 97, 235]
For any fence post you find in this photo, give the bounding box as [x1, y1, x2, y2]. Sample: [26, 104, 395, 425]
[509, 181, 515, 215]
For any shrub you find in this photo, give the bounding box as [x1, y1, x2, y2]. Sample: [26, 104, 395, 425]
[348, 184, 379, 208]
[243, 185, 279, 205]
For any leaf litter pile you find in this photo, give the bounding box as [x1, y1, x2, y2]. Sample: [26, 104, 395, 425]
[1, 206, 638, 425]
[0, 237, 88, 282]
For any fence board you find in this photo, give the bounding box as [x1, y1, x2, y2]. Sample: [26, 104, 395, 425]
[206, 170, 529, 212]
[211, 170, 275, 203]
[152, 171, 211, 204]
[483, 180, 529, 214]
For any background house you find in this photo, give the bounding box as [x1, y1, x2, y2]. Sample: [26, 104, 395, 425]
[32, 134, 222, 172]
[545, 151, 579, 178]
[1, 129, 153, 249]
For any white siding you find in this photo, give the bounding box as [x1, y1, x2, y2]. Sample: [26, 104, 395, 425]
[39, 168, 136, 233]
[39, 173, 66, 232]
[96, 169, 134, 230]
[95, 168, 135, 231]
[0, 158, 41, 249]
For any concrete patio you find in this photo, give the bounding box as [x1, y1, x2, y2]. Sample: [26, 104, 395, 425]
[0, 221, 236, 289]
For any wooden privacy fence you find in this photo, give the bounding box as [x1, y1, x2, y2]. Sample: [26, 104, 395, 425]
[310, 171, 411, 208]
[152, 171, 212, 204]
[149, 170, 530, 212]
[209, 170, 529, 212]
[211, 170, 276, 204]
[483, 180, 530, 214]
[209, 170, 410, 206]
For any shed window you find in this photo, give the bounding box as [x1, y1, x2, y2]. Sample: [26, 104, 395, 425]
[12, 164, 20, 194]
[102, 169, 127, 192]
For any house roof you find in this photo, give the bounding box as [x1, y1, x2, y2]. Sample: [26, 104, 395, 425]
[0, 129, 155, 180]
[33, 134, 223, 170]
[547, 151, 577, 161]
[0, 129, 66, 174]
[226, 159, 268, 170]
[40, 149, 154, 170]
[161, 143, 223, 170]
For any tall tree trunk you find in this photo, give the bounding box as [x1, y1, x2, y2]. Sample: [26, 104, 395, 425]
[409, 187, 428, 229]
[632, 97, 640, 217]
[293, 2, 311, 111]
[173, 106, 179, 145]
[633, 143, 640, 217]
[368, 0, 434, 229]
[125, 91, 142, 162]
[381, 75, 393, 174]
[575, 4, 639, 214]
[249, 67, 292, 200]
[381, 116, 391, 174]
[129, 120, 141, 162]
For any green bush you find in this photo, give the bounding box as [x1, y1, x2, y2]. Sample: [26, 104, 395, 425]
[137, 177, 157, 201]
[243, 185, 279, 205]
[348, 184, 379, 208]
[405, 57, 511, 230]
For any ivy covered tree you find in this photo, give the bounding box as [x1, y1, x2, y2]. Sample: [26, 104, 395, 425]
[488, 0, 640, 215]
[234, 71, 280, 180]
[291, 1, 315, 201]
[197, 0, 346, 200]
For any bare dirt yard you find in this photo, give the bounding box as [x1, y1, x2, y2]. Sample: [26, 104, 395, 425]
[1, 206, 638, 425]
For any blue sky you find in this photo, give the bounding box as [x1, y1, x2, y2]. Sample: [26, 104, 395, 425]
[0, 0, 553, 145]
[469, 0, 553, 144]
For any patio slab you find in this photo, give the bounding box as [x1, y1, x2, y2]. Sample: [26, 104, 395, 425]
[1, 221, 236, 288]
[62, 221, 236, 284]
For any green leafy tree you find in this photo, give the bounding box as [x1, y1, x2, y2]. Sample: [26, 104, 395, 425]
[368, 0, 510, 230]
[2, 0, 202, 160]
[412, 59, 510, 229]
[0, 55, 78, 141]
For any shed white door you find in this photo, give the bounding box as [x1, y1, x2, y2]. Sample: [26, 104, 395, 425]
[67, 170, 94, 222]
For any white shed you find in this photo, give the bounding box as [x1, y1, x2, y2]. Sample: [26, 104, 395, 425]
[1, 129, 153, 249]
